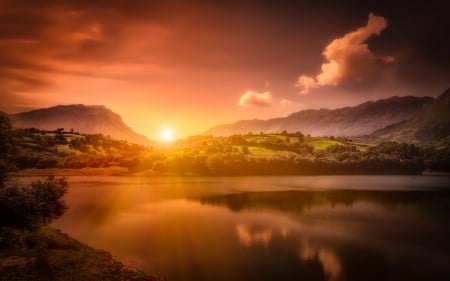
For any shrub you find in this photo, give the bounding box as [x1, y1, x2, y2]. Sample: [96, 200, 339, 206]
[0, 176, 69, 230]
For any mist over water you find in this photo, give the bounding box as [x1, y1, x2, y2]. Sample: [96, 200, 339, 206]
[52, 176, 450, 281]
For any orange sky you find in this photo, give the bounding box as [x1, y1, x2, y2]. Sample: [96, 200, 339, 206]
[1, 1, 449, 139]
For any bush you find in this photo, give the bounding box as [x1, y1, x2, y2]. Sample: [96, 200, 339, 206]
[0, 176, 69, 230]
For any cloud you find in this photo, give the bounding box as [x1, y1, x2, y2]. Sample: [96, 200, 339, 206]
[238, 90, 272, 107]
[296, 76, 318, 95]
[296, 13, 389, 94]
[280, 99, 292, 106]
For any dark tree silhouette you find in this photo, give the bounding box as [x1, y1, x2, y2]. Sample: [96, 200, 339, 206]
[0, 176, 69, 230]
[0, 115, 16, 183]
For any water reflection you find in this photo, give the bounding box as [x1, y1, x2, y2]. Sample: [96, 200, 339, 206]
[51, 176, 450, 281]
[198, 189, 450, 281]
[235, 222, 342, 281]
[199, 189, 450, 213]
[299, 239, 341, 281]
[236, 224, 272, 248]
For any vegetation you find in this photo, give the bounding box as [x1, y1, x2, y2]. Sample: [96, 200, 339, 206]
[0, 115, 163, 281]
[9, 128, 149, 170]
[1, 115, 449, 176]
[1, 115, 68, 230]
[157, 133, 436, 175]
[0, 177, 69, 230]
[0, 114, 16, 182]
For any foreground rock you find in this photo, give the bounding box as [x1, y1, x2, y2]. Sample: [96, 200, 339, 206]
[0, 227, 165, 281]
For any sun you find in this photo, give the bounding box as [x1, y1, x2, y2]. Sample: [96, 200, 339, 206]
[160, 128, 174, 142]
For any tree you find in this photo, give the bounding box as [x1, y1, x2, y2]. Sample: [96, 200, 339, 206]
[0, 114, 14, 155]
[0, 115, 16, 183]
[0, 176, 69, 230]
[54, 127, 67, 144]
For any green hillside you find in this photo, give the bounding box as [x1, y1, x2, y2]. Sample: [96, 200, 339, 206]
[6, 128, 152, 171]
[1, 114, 449, 176]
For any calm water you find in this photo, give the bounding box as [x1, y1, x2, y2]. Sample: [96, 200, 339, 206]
[50, 176, 450, 281]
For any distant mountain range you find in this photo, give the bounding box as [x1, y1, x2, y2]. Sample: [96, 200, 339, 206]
[4, 89, 449, 146]
[370, 89, 450, 143]
[206, 89, 450, 143]
[7, 104, 152, 146]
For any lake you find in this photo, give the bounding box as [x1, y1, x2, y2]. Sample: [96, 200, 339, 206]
[51, 175, 450, 281]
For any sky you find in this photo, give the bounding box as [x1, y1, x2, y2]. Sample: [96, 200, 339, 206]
[0, 0, 449, 140]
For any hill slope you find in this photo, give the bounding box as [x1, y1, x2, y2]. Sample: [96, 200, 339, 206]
[8, 105, 151, 146]
[206, 96, 433, 137]
[370, 89, 450, 143]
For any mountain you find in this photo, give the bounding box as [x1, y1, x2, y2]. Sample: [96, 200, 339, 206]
[206, 96, 434, 137]
[8, 104, 152, 146]
[370, 89, 450, 143]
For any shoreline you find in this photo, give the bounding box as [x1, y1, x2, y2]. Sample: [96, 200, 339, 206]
[8, 167, 450, 177]
[7, 167, 132, 176]
[0, 227, 165, 281]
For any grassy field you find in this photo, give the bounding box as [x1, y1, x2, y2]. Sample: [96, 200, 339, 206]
[308, 139, 344, 150]
[247, 134, 371, 152]
[248, 146, 297, 158]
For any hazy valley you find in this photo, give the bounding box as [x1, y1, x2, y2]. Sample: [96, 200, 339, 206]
[1, 89, 449, 176]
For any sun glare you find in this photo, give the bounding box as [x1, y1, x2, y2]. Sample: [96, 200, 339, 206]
[160, 128, 174, 142]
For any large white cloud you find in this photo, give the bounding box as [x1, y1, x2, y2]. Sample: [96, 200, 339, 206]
[238, 90, 272, 107]
[296, 13, 390, 94]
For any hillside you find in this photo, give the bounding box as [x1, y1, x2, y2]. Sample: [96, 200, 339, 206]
[370, 89, 450, 143]
[8, 105, 152, 146]
[206, 96, 433, 137]
[2, 120, 449, 175]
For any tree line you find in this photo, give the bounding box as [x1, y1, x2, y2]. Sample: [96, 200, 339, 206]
[1, 115, 449, 176]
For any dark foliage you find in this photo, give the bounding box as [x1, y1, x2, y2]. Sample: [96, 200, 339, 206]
[0, 176, 69, 230]
[0, 114, 17, 183]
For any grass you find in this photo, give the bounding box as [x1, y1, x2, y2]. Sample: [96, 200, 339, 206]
[259, 134, 301, 143]
[342, 141, 374, 152]
[309, 139, 344, 150]
[248, 146, 296, 158]
[308, 138, 373, 152]
[55, 145, 80, 155]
